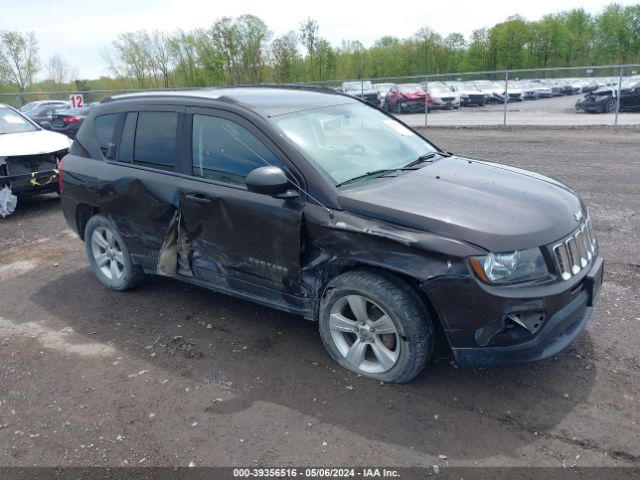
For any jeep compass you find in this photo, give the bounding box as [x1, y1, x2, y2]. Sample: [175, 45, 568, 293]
[59, 86, 603, 383]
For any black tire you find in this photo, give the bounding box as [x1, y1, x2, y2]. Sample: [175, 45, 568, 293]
[319, 270, 433, 383]
[84, 214, 144, 291]
[604, 98, 616, 113]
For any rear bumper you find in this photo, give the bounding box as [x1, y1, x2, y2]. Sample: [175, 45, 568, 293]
[423, 257, 603, 367]
[52, 125, 80, 138]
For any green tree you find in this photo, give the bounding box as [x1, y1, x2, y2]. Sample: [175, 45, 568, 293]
[596, 3, 636, 63]
[0, 31, 40, 92]
[236, 14, 270, 83]
[271, 31, 301, 82]
[488, 16, 530, 70]
[464, 28, 490, 72]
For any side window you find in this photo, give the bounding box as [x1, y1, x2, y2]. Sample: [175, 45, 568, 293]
[118, 112, 137, 163]
[133, 111, 178, 171]
[191, 114, 284, 185]
[94, 114, 118, 158]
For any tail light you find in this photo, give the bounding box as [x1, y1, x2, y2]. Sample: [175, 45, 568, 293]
[63, 116, 81, 124]
[58, 155, 65, 194]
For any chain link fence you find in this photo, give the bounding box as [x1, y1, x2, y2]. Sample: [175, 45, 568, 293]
[1, 64, 639, 128]
[305, 64, 640, 128]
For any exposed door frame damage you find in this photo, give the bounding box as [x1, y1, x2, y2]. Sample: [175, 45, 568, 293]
[157, 211, 194, 277]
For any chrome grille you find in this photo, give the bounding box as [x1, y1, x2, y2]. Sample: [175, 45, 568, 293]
[552, 219, 597, 281]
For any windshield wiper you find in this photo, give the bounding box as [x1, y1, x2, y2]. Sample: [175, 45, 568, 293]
[403, 151, 451, 168]
[335, 151, 453, 188]
[335, 167, 419, 187]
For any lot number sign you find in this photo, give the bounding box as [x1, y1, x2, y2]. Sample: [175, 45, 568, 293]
[69, 94, 84, 109]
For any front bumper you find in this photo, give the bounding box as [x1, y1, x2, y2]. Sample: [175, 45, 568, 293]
[1, 169, 59, 193]
[461, 95, 486, 106]
[422, 256, 603, 367]
[576, 97, 608, 112]
[401, 100, 427, 112]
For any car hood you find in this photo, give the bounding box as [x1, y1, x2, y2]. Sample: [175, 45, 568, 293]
[337, 156, 584, 252]
[592, 87, 615, 96]
[0, 130, 72, 156]
[400, 92, 426, 99]
[457, 89, 482, 95]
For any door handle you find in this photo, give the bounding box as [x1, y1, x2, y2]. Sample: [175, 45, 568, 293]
[185, 193, 212, 205]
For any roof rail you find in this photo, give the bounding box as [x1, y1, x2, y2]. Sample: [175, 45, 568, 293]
[100, 83, 350, 105]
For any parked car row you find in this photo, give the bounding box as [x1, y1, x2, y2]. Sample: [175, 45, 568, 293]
[338, 76, 639, 113]
[19, 99, 95, 137]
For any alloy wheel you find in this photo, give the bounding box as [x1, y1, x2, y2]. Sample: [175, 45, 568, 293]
[329, 294, 400, 374]
[91, 226, 125, 281]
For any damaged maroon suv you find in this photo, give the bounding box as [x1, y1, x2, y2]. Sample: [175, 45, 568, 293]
[60, 86, 603, 383]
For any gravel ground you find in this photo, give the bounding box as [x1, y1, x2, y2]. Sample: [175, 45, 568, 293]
[0, 128, 638, 469]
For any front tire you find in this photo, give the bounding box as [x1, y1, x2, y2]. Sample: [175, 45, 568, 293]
[604, 98, 616, 113]
[84, 214, 144, 291]
[319, 270, 433, 383]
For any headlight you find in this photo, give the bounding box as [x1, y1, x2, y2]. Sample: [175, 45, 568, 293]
[468, 247, 548, 284]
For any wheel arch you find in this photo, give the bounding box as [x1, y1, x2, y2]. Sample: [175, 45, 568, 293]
[312, 260, 446, 348]
[76, 204, 101, 241]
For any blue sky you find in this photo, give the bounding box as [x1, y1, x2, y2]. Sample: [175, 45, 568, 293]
[1, 0, 637, 80]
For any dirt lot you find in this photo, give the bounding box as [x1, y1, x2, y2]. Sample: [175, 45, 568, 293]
[0, 128, 638, 470]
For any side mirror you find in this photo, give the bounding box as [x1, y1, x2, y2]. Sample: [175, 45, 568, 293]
[40, 121, 52, 130]
[246, 166, 298, 198]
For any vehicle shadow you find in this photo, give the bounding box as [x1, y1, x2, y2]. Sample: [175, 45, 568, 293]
[31, 268, 597, 460]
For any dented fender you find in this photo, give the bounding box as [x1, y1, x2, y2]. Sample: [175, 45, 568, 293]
[300, 204, 485, 303]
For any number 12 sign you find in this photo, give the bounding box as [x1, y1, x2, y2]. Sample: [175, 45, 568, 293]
[69, 94, 84, 108]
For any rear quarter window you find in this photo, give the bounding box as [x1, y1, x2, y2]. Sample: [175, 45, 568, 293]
[94, 114, 118, 158]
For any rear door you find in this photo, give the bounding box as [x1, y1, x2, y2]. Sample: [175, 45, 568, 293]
[104, 106, 186, 270]
[178, 108, 304, 296]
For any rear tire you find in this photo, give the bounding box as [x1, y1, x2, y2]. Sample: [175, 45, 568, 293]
[319, 270, 433, 383]
[84, 214, 144, 291]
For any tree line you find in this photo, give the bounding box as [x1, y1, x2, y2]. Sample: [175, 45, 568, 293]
[1, 3, 640, 95]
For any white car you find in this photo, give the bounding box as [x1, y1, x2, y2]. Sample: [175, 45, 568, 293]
[0, 104, 71, 215]
[448, 82, 491, 107]
[425, 85, 461, 109]
[473, 81, 524, 103]
[373, 83, 395, 109]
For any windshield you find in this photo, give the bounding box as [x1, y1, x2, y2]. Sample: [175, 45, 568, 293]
[343, 81, 373, 92]
[271, 103, 437, 186]
[0, 107, 38, 134]
[374, 83, 394, 92]
[398, 85, 422, 93]
[20, 102, 41, 112]
[59, 106, 91, 116]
